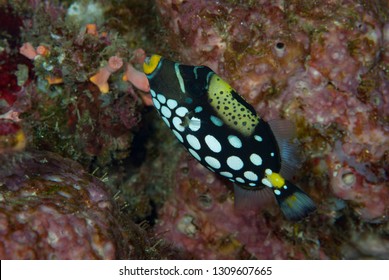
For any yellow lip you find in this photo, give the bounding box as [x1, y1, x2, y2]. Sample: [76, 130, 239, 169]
[143, 54, 162, 75]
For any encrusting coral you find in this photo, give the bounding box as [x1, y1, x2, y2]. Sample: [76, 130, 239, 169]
[90, 55, 124, 94]
[8, 1, 151, 168]
[19, 42, 38, 60]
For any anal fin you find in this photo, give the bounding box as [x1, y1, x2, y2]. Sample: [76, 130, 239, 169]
[233, 184, 274, 212]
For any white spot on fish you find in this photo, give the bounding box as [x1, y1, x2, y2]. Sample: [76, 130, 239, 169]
[227, 135, 242, 148]
[162, 116, 170, 127]
[249, 153, 262, 166]
[244, 171, 258, 181]
[195, 106, 203, 113]
[176, 107, 189, 117]
[167, 99, 178, 109]
[172, 129, 183, 143]
[204, 135, 221, 153]
[173, 117, 185, 132]
[157, 94, 166, 104]
[152, 97, 161, 109]
[236, 177, 245, 183]
[188, 148, 201, 161]
[227, 156, 244, 170]
[186, 134, 201, 150]
[204, 156, 221, 169]
[220, 171, 233, 178]
[161, 106, 172, 118]
[261, 178, 272, 188]
[210, 115, 223, 127]
[254, 135, 263, 142]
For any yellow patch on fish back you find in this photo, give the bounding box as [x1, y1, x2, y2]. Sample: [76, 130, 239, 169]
[207, 74, 258, 136]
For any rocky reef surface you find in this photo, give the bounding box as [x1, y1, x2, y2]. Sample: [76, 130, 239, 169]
[0, 0, 387, 259]
[151, 0, 388, 259]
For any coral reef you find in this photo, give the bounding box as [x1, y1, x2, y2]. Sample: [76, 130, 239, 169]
[1, 0, 388, 260]
[0, 150, 128, 259]
[3, 0, 148, 168]
[156, 154, 324, 259]
[146, 0, 389, 258]
[0, 150, 181, 259]
[0, 1, 176, 260]
[155, 0, 388, 221]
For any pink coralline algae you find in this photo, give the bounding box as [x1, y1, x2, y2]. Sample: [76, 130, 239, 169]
[0, 151, 129, 259]
[156, 153, 324, 259]
[155, 0, 388, 222]
[1, 0, 387, 261]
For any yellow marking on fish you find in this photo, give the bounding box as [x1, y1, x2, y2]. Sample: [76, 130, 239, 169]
[207, 74, 258, 136]
[143, 54, 162, 75]
[267, 172, 285, 188]
[285, 194, 298, 208]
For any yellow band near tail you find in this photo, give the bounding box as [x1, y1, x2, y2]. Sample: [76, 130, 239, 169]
[267, 172, 285, 188]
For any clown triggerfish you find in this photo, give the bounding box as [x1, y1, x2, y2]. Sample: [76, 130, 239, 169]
[143, 55, 316, 220]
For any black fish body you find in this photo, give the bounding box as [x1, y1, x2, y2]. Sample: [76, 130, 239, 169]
[143, 55, 316, 220]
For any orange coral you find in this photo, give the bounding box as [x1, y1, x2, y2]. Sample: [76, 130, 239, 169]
[19, 42, 38, 60]
[46, 76, 63, 85]
[89, 56, 123, 94]
[86, 23, 98, 36]
[36, 45, 50, 57]
[122, 63, 150, 92]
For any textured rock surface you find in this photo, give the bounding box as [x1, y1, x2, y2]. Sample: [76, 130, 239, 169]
[145, 0, 389, 259]
[156, 154, 324, 259]
[0, 151, 128, 259]
[1, 0, 387, 260]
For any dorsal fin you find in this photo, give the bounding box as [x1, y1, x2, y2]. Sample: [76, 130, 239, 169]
[267, 119, 302, 180]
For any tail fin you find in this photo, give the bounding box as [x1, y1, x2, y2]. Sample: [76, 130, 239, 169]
[273, 180, 316, 221]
